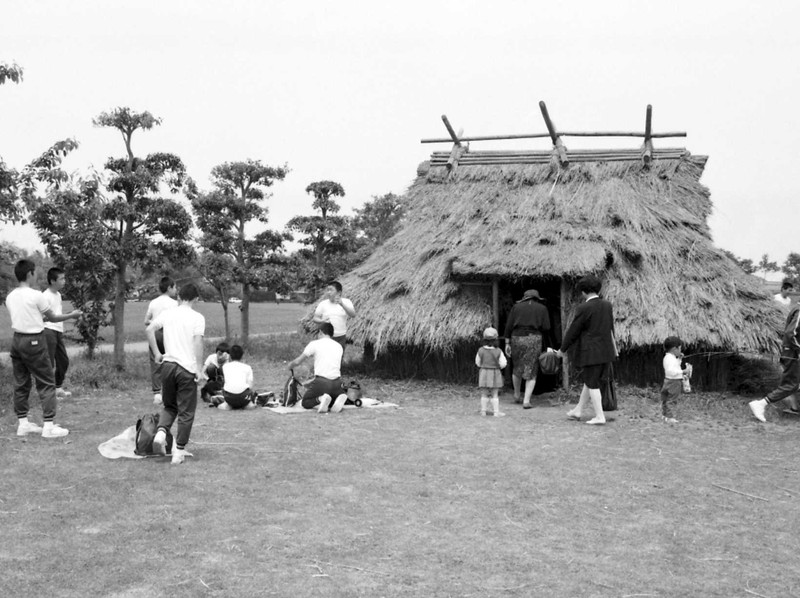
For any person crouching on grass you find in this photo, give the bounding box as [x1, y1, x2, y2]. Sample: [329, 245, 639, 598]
[749, 300, 800, 423]
[146, 282, 206, 464]
[287, 322, 348, 413]
[217, 344, 256, 410]
[661, 336, 689, 424]
[475, 327, 507, 417]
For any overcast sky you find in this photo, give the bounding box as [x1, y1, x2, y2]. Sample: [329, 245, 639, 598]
[2, 0, 798, 269]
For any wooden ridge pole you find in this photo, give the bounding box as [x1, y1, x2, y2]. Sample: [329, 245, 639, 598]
[642, 104, 653, 166]
[441, 114, 466, 171]
[539, 101, 569, 166]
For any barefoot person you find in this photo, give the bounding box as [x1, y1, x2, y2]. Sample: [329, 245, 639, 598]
[146, 282, 206, 464]
[287, 322, 348, 413]
[557, 275, 616, 425]
[6, 259, 81, 438]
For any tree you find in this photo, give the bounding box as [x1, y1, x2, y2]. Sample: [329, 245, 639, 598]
[286, 180, 359, 293]
[198, 250, 237, 340]
[93, 107, 194, 369]
[757, 253, 780, 280]
[353, 192, 405, 247]
[31, 180, 116, 357]
[781, 252, 800, 287]
[721, 249, 756, 275]
[192, 159, 289, 346]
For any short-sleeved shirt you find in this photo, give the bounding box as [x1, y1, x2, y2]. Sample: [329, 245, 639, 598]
[146, 294, 177, 324]
[314, 298, 354, 337]
[222, 361, 253, 394]
[774, 293, 792, 307]
[149, 305, 205, 374]
[302, 337, 343, 380]
[5, 287, 49, 333]
[43, 288, 64, 333]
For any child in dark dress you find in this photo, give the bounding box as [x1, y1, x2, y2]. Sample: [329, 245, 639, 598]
[475, 327, 507, 417]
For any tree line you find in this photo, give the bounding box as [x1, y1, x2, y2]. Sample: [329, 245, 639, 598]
[1, 64, 404, 368]
[722, 250, 800, 286]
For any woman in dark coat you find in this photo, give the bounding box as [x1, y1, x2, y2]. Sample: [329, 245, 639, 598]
[504, 289, 551, 409]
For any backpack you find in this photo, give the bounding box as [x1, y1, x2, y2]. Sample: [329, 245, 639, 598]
[281, 371, 301, 407]
[134, 413, 173, 456]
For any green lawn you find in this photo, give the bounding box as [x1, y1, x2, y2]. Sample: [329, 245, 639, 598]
[0, 301, 309, 351]
[1, 335, 799, 597]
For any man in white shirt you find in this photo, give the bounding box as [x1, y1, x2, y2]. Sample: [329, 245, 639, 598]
[144, 276, 177, 405]
[287, 322, 347, 413]
[146, 282, 205, 464]
[313, 281, 355, 359]
[774, 281, 793, 308]
[43, 267, 80, 398]
[218, 344, 255, 410]
[6, 260, 81, 438]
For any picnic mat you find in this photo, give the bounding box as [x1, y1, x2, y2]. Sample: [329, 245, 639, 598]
[264, 397, 398, 415]
[97, 425, 190, 461]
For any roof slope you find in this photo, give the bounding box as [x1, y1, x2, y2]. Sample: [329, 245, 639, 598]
[343, 149, 781, 355]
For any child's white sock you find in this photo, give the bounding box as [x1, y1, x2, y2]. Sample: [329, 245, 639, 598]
[480, 396, 488, 414]
[491, 397, 505, 417]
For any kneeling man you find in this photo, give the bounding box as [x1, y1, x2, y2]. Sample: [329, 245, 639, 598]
[287, 322, 347, 413]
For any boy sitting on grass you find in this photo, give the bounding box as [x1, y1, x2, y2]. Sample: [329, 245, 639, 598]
[218, 344, 256, 410]
[201, 341, 230, 402]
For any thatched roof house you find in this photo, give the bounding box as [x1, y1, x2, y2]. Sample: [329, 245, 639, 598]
[341, 119, 782, 387]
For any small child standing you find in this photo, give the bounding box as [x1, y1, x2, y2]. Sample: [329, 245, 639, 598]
[218, 344, 255, 410]
[661, 336, 689, 423]
[475, 327, 507, 417]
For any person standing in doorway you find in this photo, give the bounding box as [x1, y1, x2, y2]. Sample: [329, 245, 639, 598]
[144, 276, 177, 405]
[504, 289, 551, 409]
[313, 280, 355, 361]
[557, 275, 616, 425]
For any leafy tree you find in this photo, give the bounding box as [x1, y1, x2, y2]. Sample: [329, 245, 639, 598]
[0, 62, 23, 85]
[198, 251, 237, 340]
[781, 252, 800, 287]
[353, 192, 405, 247]
[286, 180, 360, 293]
[721, 249, 756, 275]
[31, 180, 116, 356]
[757, 253, 780, 280]
[93, 107, 194, 369]
[192, 160, 289, 346]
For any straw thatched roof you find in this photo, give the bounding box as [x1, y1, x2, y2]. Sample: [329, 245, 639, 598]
[342, 148, 782, 355]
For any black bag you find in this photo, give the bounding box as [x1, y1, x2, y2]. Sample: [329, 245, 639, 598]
[538, 351, 561, 376]
[134, 413, 173, 456]
[600, 364, 617, 412]
[281, 371, 302, 407]
[344, 379, 363, 407]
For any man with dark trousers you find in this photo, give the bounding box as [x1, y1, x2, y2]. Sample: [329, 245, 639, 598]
[557, 275, 616, 425]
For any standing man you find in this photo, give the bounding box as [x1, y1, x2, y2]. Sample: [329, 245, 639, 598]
[43, 267, 79, 398]
[6, 259, 81, 438]
[557, 275, 616, 426]
[313, 281, 355, 359]
[146, 282, 205, 465]
[774, 281, 793, 308]
[144, 276, 177, 405]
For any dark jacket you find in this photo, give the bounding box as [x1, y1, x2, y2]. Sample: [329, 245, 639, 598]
[781, 305, 800, 352]
[504, 300, 551, 342]
[560, 296, 616, 367]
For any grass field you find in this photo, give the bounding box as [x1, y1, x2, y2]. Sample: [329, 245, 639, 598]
[1, 330, 800, 597]
[0, 301, 309, 351]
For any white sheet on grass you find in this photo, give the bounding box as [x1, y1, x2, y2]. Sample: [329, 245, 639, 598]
[263, 397, 398, 415]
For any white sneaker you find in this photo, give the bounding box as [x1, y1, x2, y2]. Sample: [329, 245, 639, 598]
[749, 398, 767, 423]
[663, 416, 678, 424]
[152, 429, 167, 455]
[586, 417, 606, 425]
[171, 447, 193, 465]
[330, 393, 348, 413]
[41, 423, 69, 438]
[566, 409, 582, 421]
[317, 394, 332, 413]
[55, 388, 72, 399]
[217, 402, 231, 410]
[153, 393, 163, 405]
[493, 411, 506, 417]
[17, 420, 43, 436]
